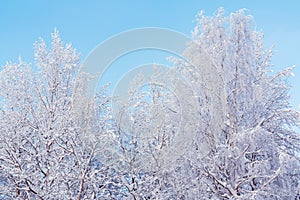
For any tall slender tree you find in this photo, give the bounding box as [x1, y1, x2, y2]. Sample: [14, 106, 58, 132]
[164, 8, 300, 199]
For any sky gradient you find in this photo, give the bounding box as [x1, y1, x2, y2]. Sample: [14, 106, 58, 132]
[0, 0, 299, 108]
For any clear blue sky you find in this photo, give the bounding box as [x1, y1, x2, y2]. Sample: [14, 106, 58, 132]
[0, 0, 299, 109]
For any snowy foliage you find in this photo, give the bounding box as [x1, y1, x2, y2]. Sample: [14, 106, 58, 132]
[161, 8, 300, 199]
[110, 8, 300, 199]
[0, 9, 300, 199]
[0, 30, 113, 199]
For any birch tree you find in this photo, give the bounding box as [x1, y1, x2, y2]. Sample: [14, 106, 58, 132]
[168, 8, 300, 199]
[0, 30, 113, 199]
[113, 8, 300, 199]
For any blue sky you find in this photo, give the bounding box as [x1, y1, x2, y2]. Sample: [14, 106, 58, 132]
[0, 0, 299, 109]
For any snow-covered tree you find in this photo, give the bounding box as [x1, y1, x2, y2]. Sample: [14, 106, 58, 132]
[0, 30, 113, 199]
[161, 8, 300, 199]
[111, 8, 300, 199]
[0, 8, 299, 200]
